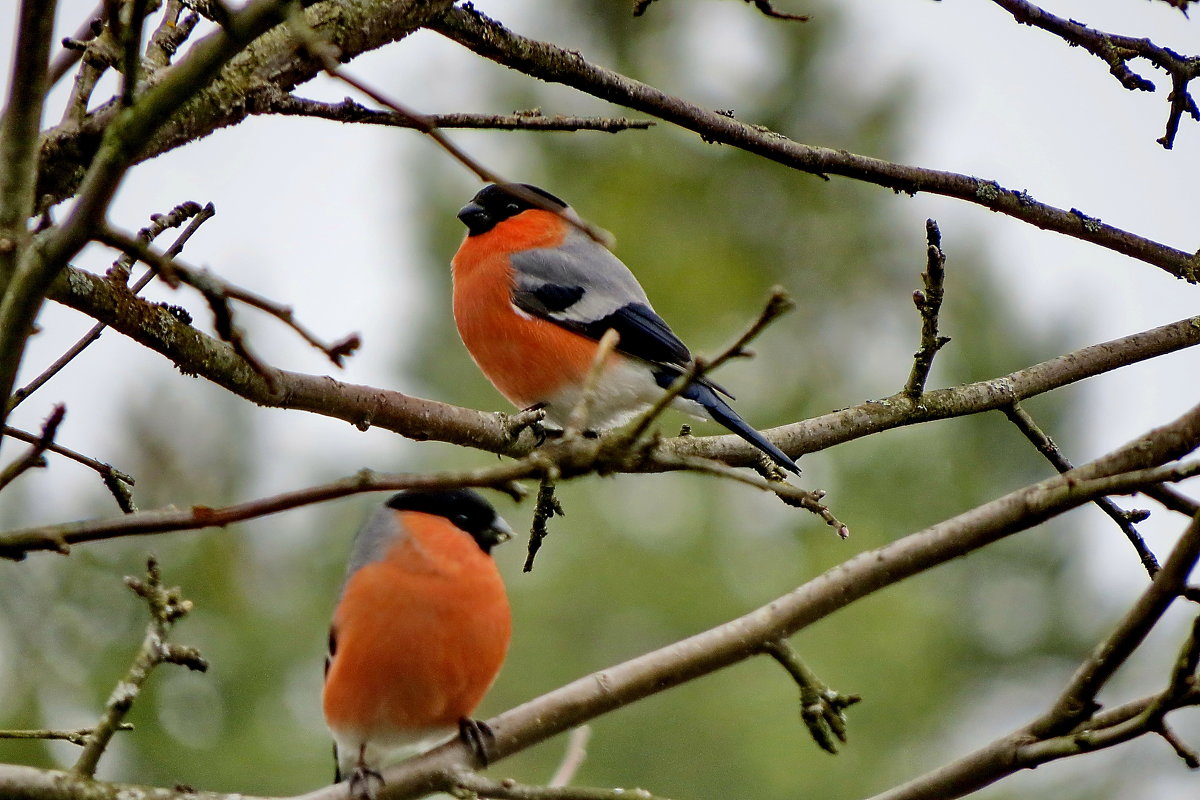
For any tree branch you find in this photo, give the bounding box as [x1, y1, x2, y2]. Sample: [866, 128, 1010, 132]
[1003, 401, 1160, 577]
[36, 0, 456, 208]
[989, 0, 1200, 148]
[864, 511, 1200, 800]
[0, 404, 65, 491]
[903, 219, 950, 398]
[255, 92, 655, 132]
[428, 5, 1200, 283]
[45, 258, 1200, 472]
[72, 556, 207, 778]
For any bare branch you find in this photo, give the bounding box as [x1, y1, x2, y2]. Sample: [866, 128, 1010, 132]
[0, 724, 132, 747]
[453, 771, 676, 800]
[525, 475, 564, 572]
[48, 2, 105, 86]
[429, 5, 1200, 283]
[72, 556, 207, 778]
[0, 404, 65, 491]
[903, 219, 950, 398]
[96, 226, 361, 368]
[548, 727, 592, 788]
[1004, 402, 1160, 577]
[255, 92, 655, 132]
[2, 425, 136, 511]
[989, 0, 1200, 148]
[867, 513, 1200, 800]
[1032, 513, 1200, 737]
[10, 201, 213, 411]
[0, 0, 339, 450]
[46, 258, 1200, 472]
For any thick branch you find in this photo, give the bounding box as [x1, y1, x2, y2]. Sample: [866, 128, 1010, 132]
[0, 0, 56, 288]
[429, 5, 1200, 283]
[46, 261, 1200, 471]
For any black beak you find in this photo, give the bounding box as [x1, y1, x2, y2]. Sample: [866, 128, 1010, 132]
[457, 202, 491, 236]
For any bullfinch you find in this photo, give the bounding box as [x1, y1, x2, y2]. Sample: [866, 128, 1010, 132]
[322, 489, 513, 797]
[452, 183, 800, 474]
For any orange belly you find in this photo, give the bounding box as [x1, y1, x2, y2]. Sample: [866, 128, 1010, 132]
[323, 520, 510, 736]
[452, 230, 601, 409]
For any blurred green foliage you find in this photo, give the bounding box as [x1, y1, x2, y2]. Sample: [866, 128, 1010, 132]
[0, 3, 1105, 800]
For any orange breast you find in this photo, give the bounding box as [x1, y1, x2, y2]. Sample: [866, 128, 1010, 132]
[452, 212, 600, 408]
[323, 513, 511, 735]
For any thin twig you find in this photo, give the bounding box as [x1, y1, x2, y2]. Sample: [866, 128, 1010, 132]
[524, 474, 564, 573]
[1031, 512, 1200, 738]
[97, 226, 361, 368]
[563, 328, 621, 438]
[256, 92, 654, 132]
[903, 219, 950, 398]
[548, 726, 592, 788]
[617, 288, 794, 454]
[120, 0, 152, 106]
[0, 405, 65, 491]
[453, 770, 675, 800]
[72, 556, 207, 778]
[10, 201, 213, 411]
[1004, 402, 1160, 577]
[280, 4, 614, 246]
[989, 0, 1200, 148]
[48, 2, 106, 85]
[657, 451, 848, 537]
[2, 424, 135, 485]
[0, 724, 133, 746]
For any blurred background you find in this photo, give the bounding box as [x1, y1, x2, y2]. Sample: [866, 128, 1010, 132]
[1, 1, 1198, 798]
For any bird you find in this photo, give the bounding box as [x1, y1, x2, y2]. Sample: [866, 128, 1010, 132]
[322, 489, 513, 798]
[451, 182, 800, 474]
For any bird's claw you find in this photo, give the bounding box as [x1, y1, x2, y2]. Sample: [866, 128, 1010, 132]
[348, 766, 384, 800]
[458, 717, 495, 767]
[503, 405, 548, 444]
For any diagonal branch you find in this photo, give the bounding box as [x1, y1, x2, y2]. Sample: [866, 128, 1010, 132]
[1003, 402, 1160, 577]
[428, 5, 1200, 283]
[0, 404, 65, 491]
[864, 511, 1200, 800]
[9, 200, 214, 411]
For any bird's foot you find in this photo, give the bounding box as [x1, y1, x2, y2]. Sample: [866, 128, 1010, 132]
[503, 404, 548, 445]
[348, 766, 384, 800]
[458, 717, 495, 767]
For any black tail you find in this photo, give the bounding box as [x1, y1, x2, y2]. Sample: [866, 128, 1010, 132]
[680, 381, 800, 474]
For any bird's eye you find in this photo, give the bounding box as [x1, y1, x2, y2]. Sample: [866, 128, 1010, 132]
[504, 202, 521, 215]
[454, 513, 471, 526]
